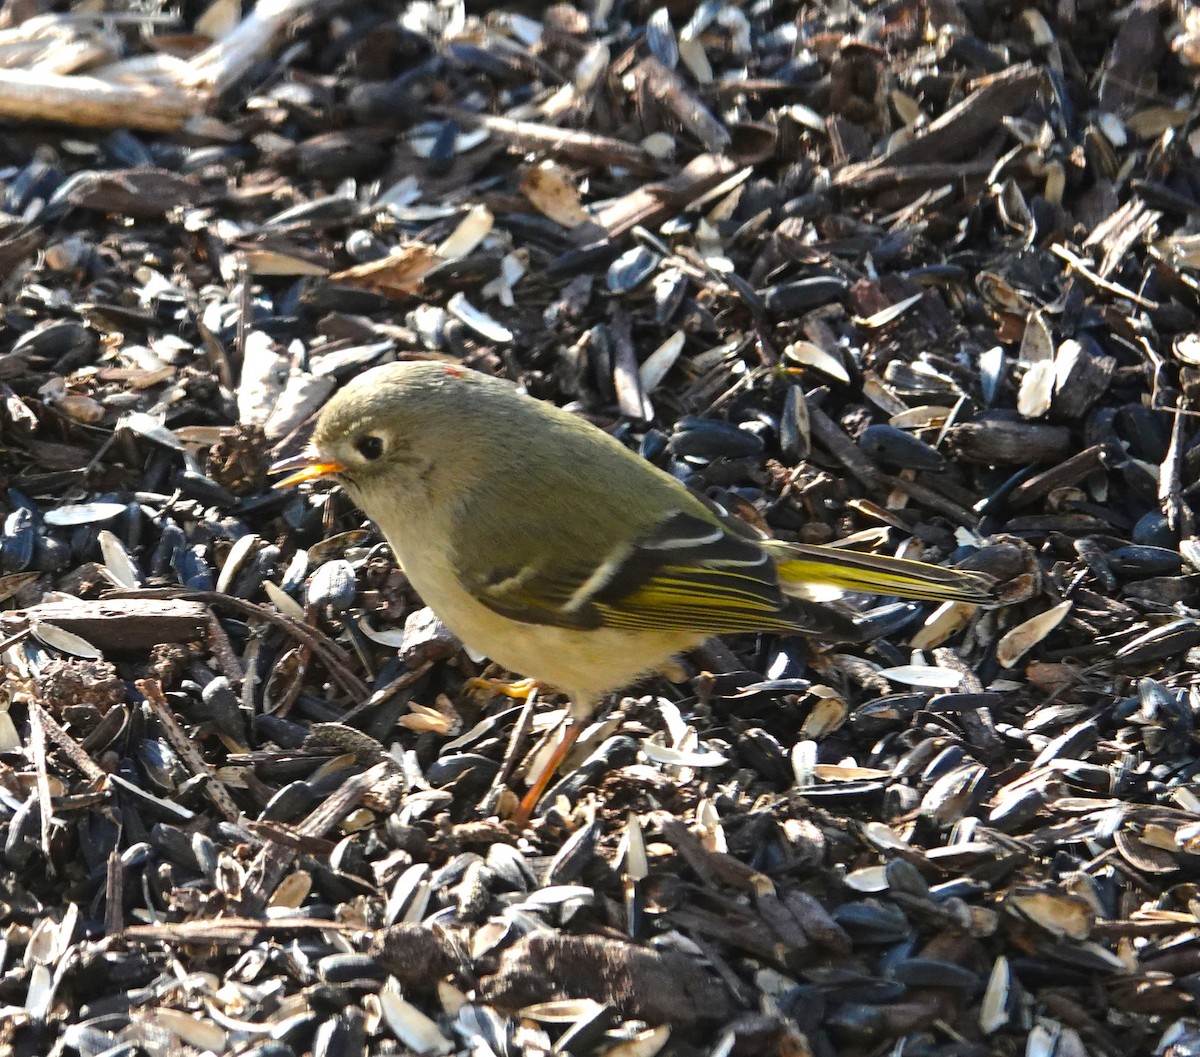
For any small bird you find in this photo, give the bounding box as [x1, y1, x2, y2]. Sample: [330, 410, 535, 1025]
[273, 361, 993, 822]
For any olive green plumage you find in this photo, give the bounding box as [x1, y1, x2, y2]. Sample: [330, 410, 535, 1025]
[285, 360, 992, 709]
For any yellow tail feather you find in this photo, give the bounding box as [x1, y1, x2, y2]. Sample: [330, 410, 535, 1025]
[769, 542, 995, 604]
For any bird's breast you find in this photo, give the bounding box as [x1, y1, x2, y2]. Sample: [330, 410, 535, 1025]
[372, 504, 705, 701]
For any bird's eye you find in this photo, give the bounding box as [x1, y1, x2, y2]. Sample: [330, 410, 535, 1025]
[354, 434, 384, 460]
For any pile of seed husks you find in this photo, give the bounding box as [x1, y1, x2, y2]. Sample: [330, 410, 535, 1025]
[3, 1, 1200, 1055]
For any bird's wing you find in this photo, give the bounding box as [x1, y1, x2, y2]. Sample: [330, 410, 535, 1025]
[461, 508, 813, 635]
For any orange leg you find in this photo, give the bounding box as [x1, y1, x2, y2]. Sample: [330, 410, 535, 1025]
[511, 719, 583, 826]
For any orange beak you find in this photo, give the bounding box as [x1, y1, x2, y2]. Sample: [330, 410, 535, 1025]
[269, 452, 345, 489]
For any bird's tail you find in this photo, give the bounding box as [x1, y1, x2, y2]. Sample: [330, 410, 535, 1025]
[767, 540, 996, 604]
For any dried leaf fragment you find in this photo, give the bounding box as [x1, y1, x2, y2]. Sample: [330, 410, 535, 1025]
[520, 161, 590, 227]
[330, 243, 441, 299]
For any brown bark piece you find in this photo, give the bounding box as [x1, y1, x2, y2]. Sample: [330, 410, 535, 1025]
[481, 933, 733, 1026]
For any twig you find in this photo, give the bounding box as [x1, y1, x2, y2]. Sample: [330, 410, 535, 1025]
[631, 57, 730, 151]
[182, 0, 324, 95]
[1051, 243, 1159, 309]
[833, 64, 1044, 187]
[0, 69, 195, 130]
[874, 472, 982, 528]
[485, 688, 538, 814]
[205, 612, 245, 684]
[1161, 400, 1192, 536]
[807, 403, 885, 498]
[607, 304, 651, 421]
[587, 152, 739, 242]
[105, 588, 369, 700]
[341, 660, 433, 723]
[1008, 444, 1111, 509]
[105, 849, 124, 936]
[241, 760, 392, 913]
[27, 702, 54, 862]
[137, 678, 242, 823]
[430, 105, 665, 176]
[29, 701, 106, 783]
[124, 916, 366, 943]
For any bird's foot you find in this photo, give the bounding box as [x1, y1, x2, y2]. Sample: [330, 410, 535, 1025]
[465, 676, 540, 701]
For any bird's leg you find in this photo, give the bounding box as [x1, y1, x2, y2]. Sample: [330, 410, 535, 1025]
[511, 698, 595, 826]
[511, 720, 582, 825]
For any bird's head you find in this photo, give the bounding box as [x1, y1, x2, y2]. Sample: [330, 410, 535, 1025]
[271, 360, 487, 508]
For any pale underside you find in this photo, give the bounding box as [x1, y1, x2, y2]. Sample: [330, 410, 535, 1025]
[391, 508, 709, 711]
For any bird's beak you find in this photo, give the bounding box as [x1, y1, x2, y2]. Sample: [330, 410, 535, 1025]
[269, 451, 345, 488]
